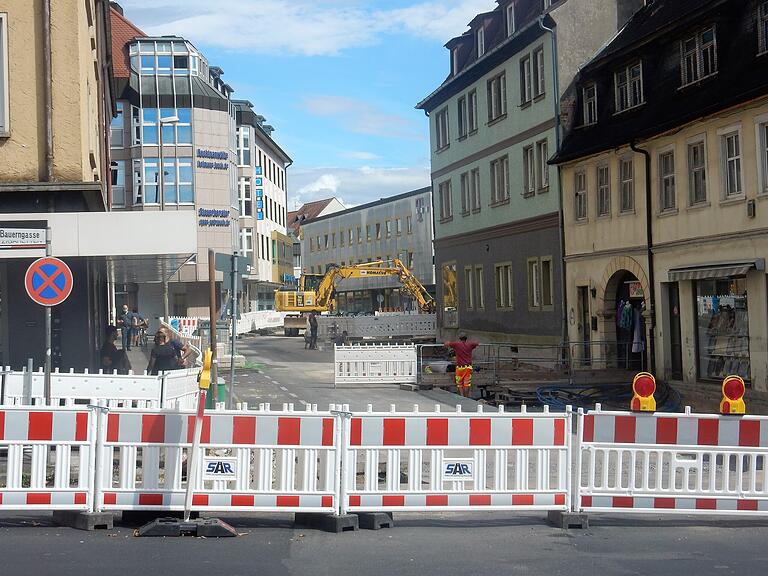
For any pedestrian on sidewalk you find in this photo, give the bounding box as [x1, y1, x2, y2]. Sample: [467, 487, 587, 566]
[100, 325, 132, 375]
[308, 312, 319, 350]
[446, 333, 479, 398]
[147, 331, 181, 375]
[117, 304, 134, 351]
[160, 326, 194, 367]
[131, 308, 147, 347]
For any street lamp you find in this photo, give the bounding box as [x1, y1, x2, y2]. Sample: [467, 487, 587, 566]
[158, 115, 179, 320]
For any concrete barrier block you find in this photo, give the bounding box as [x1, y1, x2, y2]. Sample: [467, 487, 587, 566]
[53, 511, 114, 531]
[546, 510, 589, 530]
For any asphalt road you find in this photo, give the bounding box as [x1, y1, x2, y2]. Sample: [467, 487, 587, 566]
[1, 511, 768, 575]
[230, 334, 481, 412]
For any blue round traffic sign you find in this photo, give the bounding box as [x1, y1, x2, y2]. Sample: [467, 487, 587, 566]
[24, 257, 74, 306]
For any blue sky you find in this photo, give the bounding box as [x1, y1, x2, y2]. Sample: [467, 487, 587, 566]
[119, 0, 492, 208]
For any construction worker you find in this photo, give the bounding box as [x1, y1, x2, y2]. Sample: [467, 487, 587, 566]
[446, 333, 478, 398]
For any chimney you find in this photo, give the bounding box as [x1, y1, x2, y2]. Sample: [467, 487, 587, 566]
[110, 2, 124, 15]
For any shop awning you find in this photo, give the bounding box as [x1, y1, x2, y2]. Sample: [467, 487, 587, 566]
[668, 259, 765, 282]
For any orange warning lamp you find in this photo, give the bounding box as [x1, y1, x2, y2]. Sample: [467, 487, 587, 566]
[198, 349, 213, 390]
[631, 372, 656, 412]
[720, 375, 746, 415]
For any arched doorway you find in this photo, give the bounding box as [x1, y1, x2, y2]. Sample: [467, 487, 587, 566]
[603, 270, 647, 370]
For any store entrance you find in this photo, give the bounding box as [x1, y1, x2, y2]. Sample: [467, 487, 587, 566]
[614, 272, 645, 371]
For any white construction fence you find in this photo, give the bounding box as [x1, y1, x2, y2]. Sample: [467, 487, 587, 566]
[334, 344, 418, 386]
[318, 314, 436, 342]
[0, 367, 199, 409]
[2, 400, 768, 525]
[167, 311, 287, 340]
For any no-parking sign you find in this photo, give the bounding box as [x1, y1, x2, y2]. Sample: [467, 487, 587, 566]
[25, 257, 74, 307]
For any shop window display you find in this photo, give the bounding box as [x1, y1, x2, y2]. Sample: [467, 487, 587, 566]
[696, 277, 750, 381]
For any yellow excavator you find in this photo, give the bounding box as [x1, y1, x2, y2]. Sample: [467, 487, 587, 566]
[276, 259, 435, 335]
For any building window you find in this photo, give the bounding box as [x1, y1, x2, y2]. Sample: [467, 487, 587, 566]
[460, 172, 470, 215]
[458, 96, 468, 138]
[237, 126, 251, 165]
[759, 120, 768, 195]
[470, 168, 481, 212]
[442, 263, 458, 328]
[487, 72, 507, 122]
[659, 150, 676, 211]
[520, 55, 532, 104]
[366, 225, 371, 242]
[406, 215, 413, 234]
[477, 26, 485, 57]
[111, 161, 126, 207]
[340, 230, 345, 247]
[356, 226, 362, 244]
[528, 256, 553, 310]
[583, 84, 597, 126]
[687, 139, 707, 205]
[468, 89, 478, 132]
[238, 177, 252, 216]
[506, 3, 516, 37]
[681, 27, 717, 86]
[597, 165, 610, 216]
[110, 103, 124, 148]
[533, 46, 546, 98]
[435, 107, 450, 150]
[760, 2, 768, 54]
[131, 106, 141, 146]
[395, 218, 402, 235]
[0, 13, 7, 135]
[240, 228, 253, 258]
[474, 266, 484, 310]
[385, 220, 392, 238]
[324, 234, 329, 249]
[375, 223, 382, 240]
[574, 171, 587, 220]
[615, 62, 643, 112]
[523, 146, 535, 197]
[349, 228, 355, 244]
[309, 237, 314, 252]
[536, 139, 549, 191]
[619, 157, 634, 212]
[721, 130, 743, 198]
[451, 47, 460, 75]
[438, 180, 453, 220]
[132, 159, 143, 204]
[490, 155, 510, 203]
[464, 266, 474, 310]
[494, 263, 513, 309]
[332, 232, 336, 248]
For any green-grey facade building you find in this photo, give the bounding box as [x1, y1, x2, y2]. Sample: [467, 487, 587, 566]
[417, 0, 643, 344]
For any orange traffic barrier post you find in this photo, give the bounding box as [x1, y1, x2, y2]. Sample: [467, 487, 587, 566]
[720, 375, 746, 415]
[631, 372, 656, 412]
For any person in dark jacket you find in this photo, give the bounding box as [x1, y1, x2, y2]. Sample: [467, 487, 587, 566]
[147, 331, 181, 375]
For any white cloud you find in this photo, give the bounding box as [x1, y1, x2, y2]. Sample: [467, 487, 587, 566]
[120, 0, 492, 56]
[289, 165, 430, 208]
[302, 95, 422, 140]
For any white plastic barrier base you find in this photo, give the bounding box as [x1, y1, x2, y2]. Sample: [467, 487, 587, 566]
[334, 344, 417, 385]
[576, 405, 768, 515]
[341, 405, 570, 514]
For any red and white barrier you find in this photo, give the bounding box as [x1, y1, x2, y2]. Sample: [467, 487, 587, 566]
[96, 403, 339, 514]
[0, 407, 95, 511]
[575, 405, 768, 515]
[341, 404, 570, 513]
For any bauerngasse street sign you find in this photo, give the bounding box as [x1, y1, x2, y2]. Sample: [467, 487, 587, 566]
[0, 221, 47, 258]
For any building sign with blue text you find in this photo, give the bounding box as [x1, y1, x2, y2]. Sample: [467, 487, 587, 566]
[198, 208, 231, 227]
[196, 149, 229, 170]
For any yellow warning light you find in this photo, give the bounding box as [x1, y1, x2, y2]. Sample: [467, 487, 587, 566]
[198, 349, 213, 390]
[720, 375, 746, 415]
[631, 372, 656, 412]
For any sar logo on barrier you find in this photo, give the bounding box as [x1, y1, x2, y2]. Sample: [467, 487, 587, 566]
[203, 457, 238, 480]
[442, 459, 474, 481]
[24, 257, 74, 307]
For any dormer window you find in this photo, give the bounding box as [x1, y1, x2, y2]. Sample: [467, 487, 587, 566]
[477, 27, 485, 57]
[615, 62, 643, 112]
[452, 47, 460, 75]
[681, 26, 717, 86]
[506, 3, 516, 37]
[583, 84, 597, 125]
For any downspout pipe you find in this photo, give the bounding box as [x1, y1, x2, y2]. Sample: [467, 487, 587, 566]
[629, 140, 657, 374]
[539, 17, 569, 359]
[42, 0, 54, 183]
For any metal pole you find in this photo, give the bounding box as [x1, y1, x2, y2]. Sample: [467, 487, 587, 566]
[208, 249, 218, 400]
[159, 119, 165, 211]
[163, 279, 169, 321]
[44, 227, 52, 405]
[229, 252, 237, 409]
